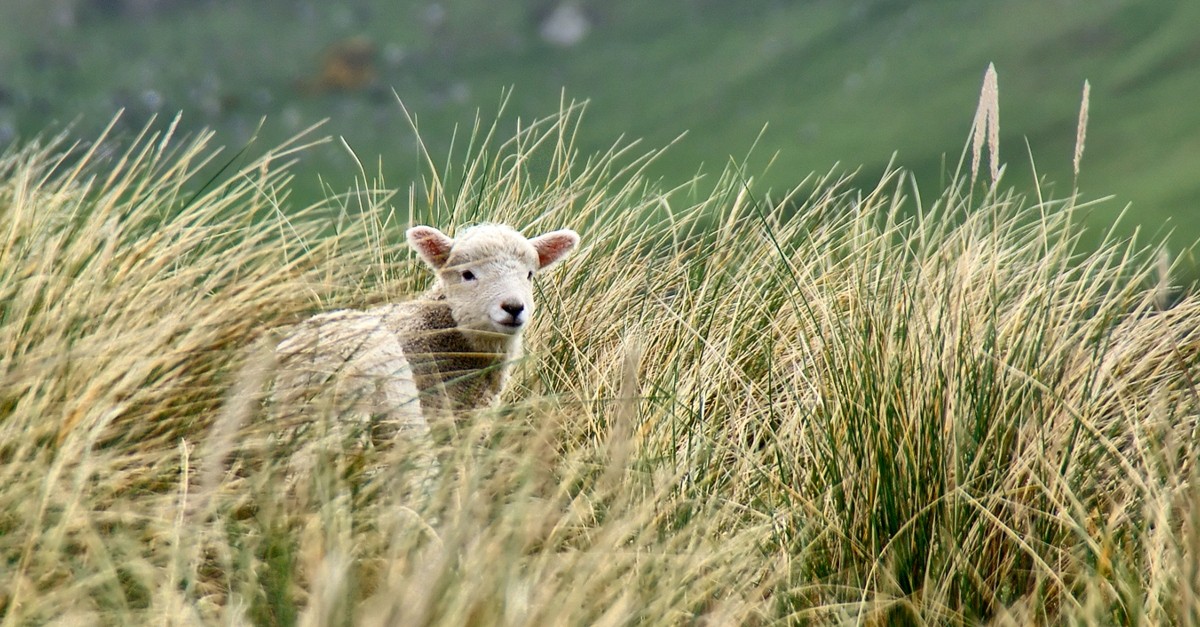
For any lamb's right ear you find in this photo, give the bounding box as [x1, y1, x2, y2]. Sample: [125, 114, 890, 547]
[407, 225, 455, 269]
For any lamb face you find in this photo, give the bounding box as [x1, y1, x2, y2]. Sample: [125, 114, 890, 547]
[443, 233, 540, 335]
[407, 224, 580, 337]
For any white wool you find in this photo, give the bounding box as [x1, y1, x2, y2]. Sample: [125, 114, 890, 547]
[273, 308, 425, 433]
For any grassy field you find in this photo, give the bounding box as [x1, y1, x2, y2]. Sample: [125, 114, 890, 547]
[1, 1, 1199, 258]
[1, 99, 1199, 624]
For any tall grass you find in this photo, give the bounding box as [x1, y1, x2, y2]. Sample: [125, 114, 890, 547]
[1, 100, 1198, 625]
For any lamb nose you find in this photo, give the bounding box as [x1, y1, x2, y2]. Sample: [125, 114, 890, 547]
[501, 303, 525, 318]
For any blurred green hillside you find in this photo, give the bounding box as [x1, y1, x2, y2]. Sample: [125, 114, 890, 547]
[2, 0, 1198, 254]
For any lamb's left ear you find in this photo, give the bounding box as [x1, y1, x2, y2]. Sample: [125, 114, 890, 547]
[407, 225, 455, 269]
[529, 229, 580, 270]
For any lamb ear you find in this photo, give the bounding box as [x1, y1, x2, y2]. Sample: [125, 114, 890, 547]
[529, 229, 580, 270]
[406, 225, 455, 269]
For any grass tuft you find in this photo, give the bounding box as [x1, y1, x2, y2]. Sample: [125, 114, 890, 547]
[1, 102, 1198, 625]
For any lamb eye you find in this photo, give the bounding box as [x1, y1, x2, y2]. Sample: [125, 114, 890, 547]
[461, 270, 476, 281]
[527, 271, 534, 280]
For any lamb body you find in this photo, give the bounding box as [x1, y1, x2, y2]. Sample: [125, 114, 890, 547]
[274, 223, 579, 440]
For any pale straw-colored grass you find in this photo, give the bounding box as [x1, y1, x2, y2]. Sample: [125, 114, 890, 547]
[1, 96, 1197, 625]
[1074, 79, 1091, 185]
[970, 63, 1001, 188]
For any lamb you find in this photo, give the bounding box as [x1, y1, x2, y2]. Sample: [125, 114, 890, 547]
[273, 223, 580, 447]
